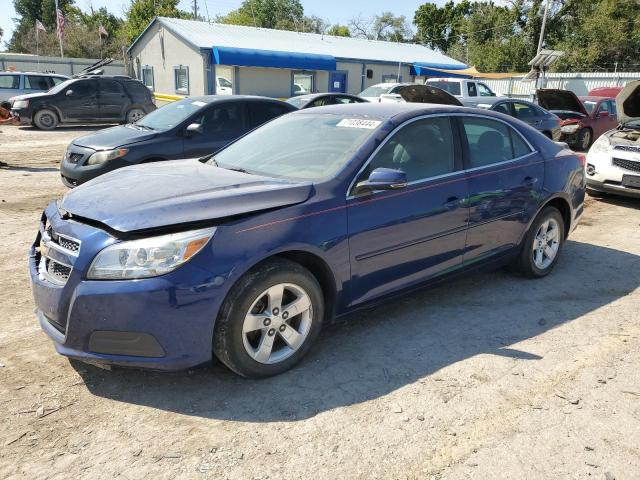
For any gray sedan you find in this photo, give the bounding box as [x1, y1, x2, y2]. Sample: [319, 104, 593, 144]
[485, 99, 562, 141]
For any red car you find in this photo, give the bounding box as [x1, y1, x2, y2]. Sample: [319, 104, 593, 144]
[537, 89, 619, 151]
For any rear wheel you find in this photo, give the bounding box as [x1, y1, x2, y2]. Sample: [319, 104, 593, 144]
[213, 258, 324, 378]
[125, 107, 145, 124]
[511, 206, 565, 278]
[33, 109, 59, 130]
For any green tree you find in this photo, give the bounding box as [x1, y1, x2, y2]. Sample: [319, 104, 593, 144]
[121, 0, 189, 45]
[217, 0, 304, 31]
[349, 12, 412, 41]
[414, 0, 471, 52]
[327, 24, 350, 37]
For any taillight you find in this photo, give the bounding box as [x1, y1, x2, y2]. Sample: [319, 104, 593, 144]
[576, 153, 586, 168]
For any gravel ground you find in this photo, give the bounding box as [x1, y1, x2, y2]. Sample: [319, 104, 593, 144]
[1, 125, 639, 480]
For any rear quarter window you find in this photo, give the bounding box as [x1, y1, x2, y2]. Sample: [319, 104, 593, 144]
[125, 80, 152, 101]
[0, 75, 20, 89]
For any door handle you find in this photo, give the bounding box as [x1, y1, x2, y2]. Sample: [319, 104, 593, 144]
[444, 196, 460, 210]
[522, 176, 538, 187]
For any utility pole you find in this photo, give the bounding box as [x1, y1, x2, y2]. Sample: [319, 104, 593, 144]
[536, 0, 551, 54]
[192, 0, 199, 20]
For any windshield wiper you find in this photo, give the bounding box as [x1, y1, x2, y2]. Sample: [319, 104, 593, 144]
[225, 167, 250, 174]
[199, 153, 217, 165]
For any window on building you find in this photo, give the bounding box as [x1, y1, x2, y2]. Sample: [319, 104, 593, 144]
[461, 117, 532, 168]
[0, 75, 20, 89]
[382, 74, 402, 83]
[142, 65, 154, 90]
[293, 72, 313, 96]
[174, 65, 189, 95]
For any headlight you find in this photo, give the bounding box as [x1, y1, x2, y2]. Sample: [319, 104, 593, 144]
[87, 227, 216, 280]
[561, 124, 580, 134]
[86, 148, 128, 165]
[588, 134, 611, 155]
[13, 99, 28, 109]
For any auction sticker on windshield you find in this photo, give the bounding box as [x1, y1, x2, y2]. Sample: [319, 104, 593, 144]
[336, 119, 382, 129]
[191, 101, 207, 107]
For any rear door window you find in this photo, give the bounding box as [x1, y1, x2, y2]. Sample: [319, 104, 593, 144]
[461, 117, 532, 168]
[309, 96, 334, 108]
[100, 80, 124, 95]
[512, 102, 538, 121]
[492, 103, 512, 115]
[0, 75, 20, 89]
[247, 102, 289, 129]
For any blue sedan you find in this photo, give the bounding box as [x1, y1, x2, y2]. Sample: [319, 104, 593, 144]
[30, 103, 586, 377]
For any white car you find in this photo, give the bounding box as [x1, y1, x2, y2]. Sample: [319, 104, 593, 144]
[425, 78, 502, 108]
[216, 76, 233, 95]
[586, 80, 640, 198]
[358, 83, 408, 102]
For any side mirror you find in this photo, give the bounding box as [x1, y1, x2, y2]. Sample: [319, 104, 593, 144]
[354, 168, 407, 195]
[65, 89, 73, 96]
[185, 123, 203, 136]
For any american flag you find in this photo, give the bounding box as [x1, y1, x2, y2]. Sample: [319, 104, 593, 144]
[35, 19, 46, 32]
[98, 25, 108, 37]
[56, 8, 65, 40]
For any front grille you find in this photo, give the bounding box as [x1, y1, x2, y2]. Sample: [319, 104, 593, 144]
[613, 157, 640, 173]
[613, 145, 640, 154]
[66, 152, 84, 164]
[37, 214, 81, 286]
[45, 257, 72, 282]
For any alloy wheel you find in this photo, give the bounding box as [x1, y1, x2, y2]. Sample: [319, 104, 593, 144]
[532, 218, 560, 270]
[242, 283, 313, 364]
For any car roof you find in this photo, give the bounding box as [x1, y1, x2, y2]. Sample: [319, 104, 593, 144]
[179, 95, 291, 105]
[290, 102, 493, 121]
[579, 96, 609, 102]
[0, 71, 67, 76]
[292, 93, 361, 100]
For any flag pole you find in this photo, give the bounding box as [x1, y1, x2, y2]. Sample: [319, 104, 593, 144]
[36, 27, 40, 69]
[54, 0, 64, 58]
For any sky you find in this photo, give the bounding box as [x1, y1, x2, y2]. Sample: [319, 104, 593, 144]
[0, 0, 450, 46]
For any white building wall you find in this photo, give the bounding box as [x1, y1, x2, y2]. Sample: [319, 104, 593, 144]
[129, 25, 206, 96]
[336, 61, 364, 95]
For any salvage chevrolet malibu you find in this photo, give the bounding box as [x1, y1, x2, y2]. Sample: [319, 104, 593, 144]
[30, 103, 586, 377]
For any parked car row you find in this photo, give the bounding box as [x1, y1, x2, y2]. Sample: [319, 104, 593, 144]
[30, 89, 592, 378]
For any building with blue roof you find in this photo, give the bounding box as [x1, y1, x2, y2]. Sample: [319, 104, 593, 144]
[128, 17, 467, 98]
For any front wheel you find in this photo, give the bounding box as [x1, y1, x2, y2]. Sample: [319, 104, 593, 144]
[213, 258, 324, 378]
[33, 109, 59, 130]
[576, 128, 592, 151]
[125, 108, 145, 124]
[511, 206, 565, 278]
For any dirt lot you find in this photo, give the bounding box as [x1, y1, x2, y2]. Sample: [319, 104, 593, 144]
[1, 125, 639, 480]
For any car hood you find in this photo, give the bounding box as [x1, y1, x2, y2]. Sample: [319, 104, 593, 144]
[537, 89, 588, 116]
[10, 91, 51, 102]
[60, 159, 313, 233]
[616, 80, 640, 126]
[72, 124, 157, 149]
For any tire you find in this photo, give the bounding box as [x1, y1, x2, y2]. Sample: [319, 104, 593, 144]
[511, 206, 565, 278]
[33, 109, 59, 130]
[125, 107, 146, 124]
[213, 258, 325, 378]
[576, 128, 592, 151]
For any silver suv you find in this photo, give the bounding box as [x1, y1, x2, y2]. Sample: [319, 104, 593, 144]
[0, 72, 69, 108]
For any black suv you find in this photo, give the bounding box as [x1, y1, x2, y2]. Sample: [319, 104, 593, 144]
[10, 75, 156, 129]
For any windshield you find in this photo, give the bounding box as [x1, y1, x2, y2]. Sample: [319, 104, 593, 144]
[426, 81, 461, 96]
[582, 100, 597, 114]
[285, 96, 308, 108]
[209, 114, 380, 180]
[47, 79, 75, 94]
[136, 99, 205, 130]
[218, 77, 232, 88]
[359, 85, 395, 97]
